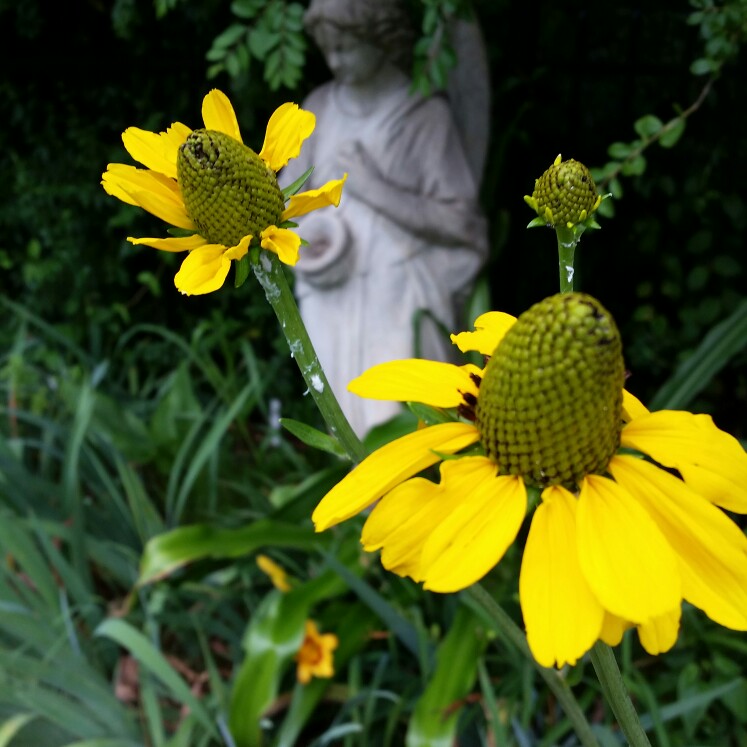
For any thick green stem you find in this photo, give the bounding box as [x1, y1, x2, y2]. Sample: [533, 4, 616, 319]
[465, 584, 600, 747]
[590, 642, 652, 747]
[251, 251, 367, 464]
[555, 225, 577, 293]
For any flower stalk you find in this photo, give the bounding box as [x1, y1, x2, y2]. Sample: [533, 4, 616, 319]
[250, 250, 367, 464]
[590, 642, 652, 747]
[556, 225, 577, 293]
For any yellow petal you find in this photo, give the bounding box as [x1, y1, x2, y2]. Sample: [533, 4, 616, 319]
[312, 422, 480, 532]
[599, 613, 630, 647]
[621, 388, 649, 422]
[282, 175, 347, 221]
[256, 554, 291, 592]
[223, 234, 253, 261]
[636, 607, 681, 655]
[450, 312, 516, 356]
[362, 477, 442, 580]
[421, 467, 526, 592]
[121, 122, 190, 179]
[202, 89, 242, 143]
[621, 410, 747, 513]
[348, 359, 481, 407]
[520, 486, 604, 668]
[128, 234, 208, 253]
[609, 455, 747, 630]
[102, 164, 195, 230]
[174, 244, 231, 296]
[259, 103, 315, 171]
[577, 474, 681, 623]
[260, 226, 302, 265]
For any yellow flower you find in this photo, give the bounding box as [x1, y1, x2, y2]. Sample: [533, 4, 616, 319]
[102, 89, 346, 295]
[295, 620, 338, 684]
[312, 293, 747, 668]
[256, 554, 292, 592]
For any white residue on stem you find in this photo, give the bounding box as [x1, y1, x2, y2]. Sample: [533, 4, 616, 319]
[309, 374, 324, 393]
[565, 264, 575, 284]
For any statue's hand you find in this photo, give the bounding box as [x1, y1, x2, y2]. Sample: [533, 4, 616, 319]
[336, 141, 379, 197]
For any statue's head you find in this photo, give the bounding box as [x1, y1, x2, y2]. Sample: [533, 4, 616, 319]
[305, 0, 414, 73]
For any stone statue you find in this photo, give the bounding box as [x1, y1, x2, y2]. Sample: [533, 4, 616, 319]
[283, 0, 490, 437]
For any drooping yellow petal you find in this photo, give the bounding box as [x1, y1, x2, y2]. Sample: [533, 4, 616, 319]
[609, 455, 747, 630]
[636, 608, 681, 656]
[348, 360, 481, 408]
[282, 175, 347, 221]
[259, 103, 315, 172]
[201, 89, 242, 143]
[599, 613, 630, 647]
[362, 477, 442, 579]
[128, 234, 208, 253]
[312, 422, 480, 532]
[450, 312, 516, 356]
[577, 474, 681, 623]
[260, 226, 302, 265]
[621, 388, 649, 422]
[174, 244, 231, 296]
[121, 122, 190, 179]
[102, 164, 195, 230]
[621, 410, 747, 513]
[520, 485, 604, 668]
[223, 233, 253, 262]
[256, 554, 292, 592]
[421, 468, 526, 593]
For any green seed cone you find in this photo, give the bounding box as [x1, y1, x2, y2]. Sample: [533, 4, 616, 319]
[177, 129, 285, 247]
[532, 159, 598, 227]
[475, 293, 624, 489]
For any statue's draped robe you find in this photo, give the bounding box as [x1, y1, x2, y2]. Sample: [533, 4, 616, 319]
[286, 81, 487, 436]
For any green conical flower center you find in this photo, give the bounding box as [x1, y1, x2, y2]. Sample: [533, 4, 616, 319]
[475, 293, 625, 490]
[532, 159, 598, 227]
[177, 129, 285, 247]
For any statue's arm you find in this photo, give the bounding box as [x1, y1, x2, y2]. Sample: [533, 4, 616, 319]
[340, 98, 487, 251]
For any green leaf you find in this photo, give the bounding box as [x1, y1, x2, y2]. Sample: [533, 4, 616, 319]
[0, 713, 36, 746]
[608, 177, 623, 199]
[526, 216, 547, 228]
[621, 154, 647, 176]
[213, 23, 247, 49]
[281, 166, 314, 198]
[234, 254, 250, 288]
[633, 114, 663, 139]
[138, 519, 323, 586]
[659, 118, 686, 148]
[94, 619, 219, 739]
[228, 591, 308, 747]
[649, 299, 747, 410]
[608, 142, 633, 159]
[690, 57, 714, 75]
[231, 0, 263, 19]
[406, 606, 487, 747]
[280, 417, 348, 458]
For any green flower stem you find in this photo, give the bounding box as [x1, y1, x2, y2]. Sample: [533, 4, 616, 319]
[251, 251, 367, 464]
[590, 642, 652, 747]
[465, 584, 600, 747]
[555, 225, 577, 293]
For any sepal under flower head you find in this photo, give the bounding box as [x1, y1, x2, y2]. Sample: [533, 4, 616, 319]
[477, 293, 624, 489]
[525, 155, 600, 227]
[178, 130, 285, 247]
